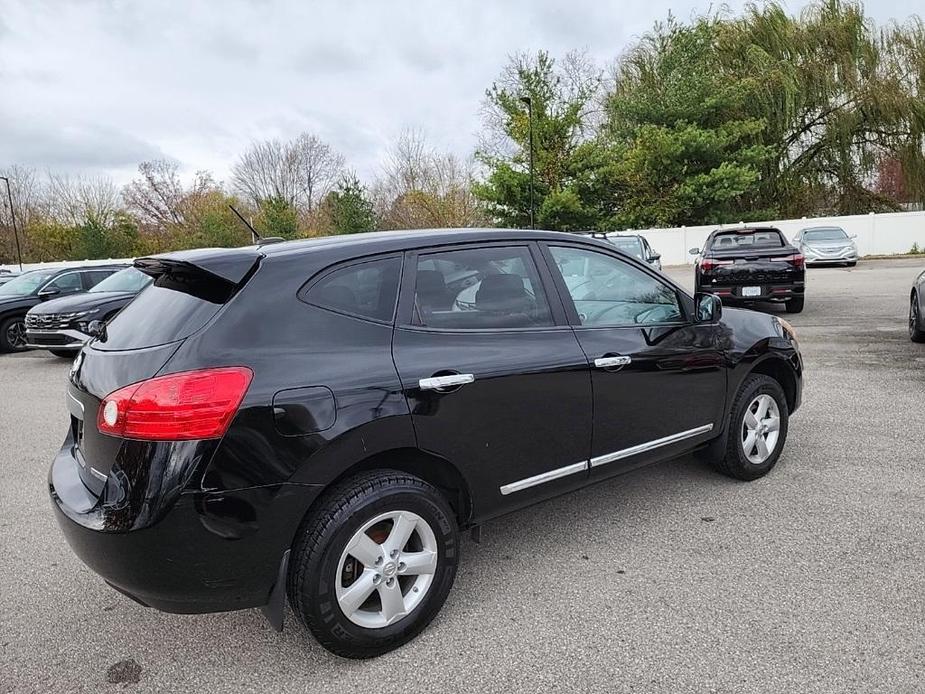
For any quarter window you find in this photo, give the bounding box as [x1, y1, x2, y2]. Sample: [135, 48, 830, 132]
[549, 246, 683, 327]
[411, 246, 553, 329]
[302, 257, 401, 323]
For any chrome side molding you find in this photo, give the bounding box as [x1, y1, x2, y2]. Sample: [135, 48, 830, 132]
[590, 423, 714, 468]
[499, 461, 587, 496]
[499, 423, 714, 494]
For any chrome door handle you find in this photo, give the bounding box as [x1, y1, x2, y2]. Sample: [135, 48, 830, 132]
[594, 356, 632, 369]
[419, 373, 475, 391]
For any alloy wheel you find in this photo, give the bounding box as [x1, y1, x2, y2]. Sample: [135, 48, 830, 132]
[741, 393, 781, 464]
[5, 319, 26, 350]
[335, 510, 438, 629]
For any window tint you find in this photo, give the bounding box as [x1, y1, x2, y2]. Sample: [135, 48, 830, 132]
[45, 272, 82, 292]
[86, 270, 117, 287]
[550, 246, 683, 327]
[710, 230, 784, 249]
[302, 256, 401, 323]
[411, 246, 553, 329]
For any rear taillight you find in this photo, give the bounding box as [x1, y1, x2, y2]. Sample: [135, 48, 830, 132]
[97, 367, 253, 441]
[769, 253, 805, 269]
[700, 258, 733, 272]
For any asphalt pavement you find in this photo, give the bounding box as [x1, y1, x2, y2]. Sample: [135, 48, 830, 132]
[1, 258, 923, 693]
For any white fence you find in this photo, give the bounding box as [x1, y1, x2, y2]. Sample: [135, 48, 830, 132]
[2, 210, 923, 272]
[630, 210, 925, 266]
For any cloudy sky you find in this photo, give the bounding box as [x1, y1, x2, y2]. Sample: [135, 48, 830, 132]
[0, 0, 913, 186]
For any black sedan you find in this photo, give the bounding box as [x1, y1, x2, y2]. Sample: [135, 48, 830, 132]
[911, 268, 925, 343]
[691, 227, 806, 313]
[51, 228, 802, 658]
[0, 265, 125, 352]
[25, 266, 152, 357]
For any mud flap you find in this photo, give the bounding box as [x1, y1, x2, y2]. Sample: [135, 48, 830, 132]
[260, 549, 290, 632]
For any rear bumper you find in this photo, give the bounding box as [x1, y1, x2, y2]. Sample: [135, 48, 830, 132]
[49, 437, 322, 614]
[698, 282, 805, 303]
[25, 328, 88, 351]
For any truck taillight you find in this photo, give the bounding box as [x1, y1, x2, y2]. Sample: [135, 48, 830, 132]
[769, 253, 805, 269]
[97, 367, 253, 441]
[700, 259, 733, 272]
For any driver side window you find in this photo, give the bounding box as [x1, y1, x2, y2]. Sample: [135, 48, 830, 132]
[549, 246, 682, 327]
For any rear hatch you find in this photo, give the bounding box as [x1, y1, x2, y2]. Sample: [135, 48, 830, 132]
[67, 248, 261, 495]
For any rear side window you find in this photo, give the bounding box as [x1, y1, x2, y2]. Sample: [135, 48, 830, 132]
[301, 256, 401, 323]
[95, 272, 230, 351]
[85, 270, 117, 287]
[410, 246, 553, 329]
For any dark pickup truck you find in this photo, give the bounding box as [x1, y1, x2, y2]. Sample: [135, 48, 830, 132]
[691, 227, 806, 313]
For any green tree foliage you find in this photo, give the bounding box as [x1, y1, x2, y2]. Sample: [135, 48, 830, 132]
[602, 17, 774, 227]
[474, 51, 603, 230]
[254, 196, 300, 239]
[320, 174, 376, 234]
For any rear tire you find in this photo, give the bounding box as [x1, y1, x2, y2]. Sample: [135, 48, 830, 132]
[785, 297, 804, 313]
[846, 261, 857, 267]
[911, 291, 925, 343]
[287, 470, 459, 659]
[710, 374, 790, 481]
[0, 316, 27, 352]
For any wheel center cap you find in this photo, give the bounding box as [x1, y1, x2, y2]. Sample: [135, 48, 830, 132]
[383, 561, 397, 578]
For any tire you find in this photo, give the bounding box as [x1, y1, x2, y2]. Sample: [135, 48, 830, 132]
[287, 470, 459, 659]
[846, 261, 857, 267]
[0, 316, 27, 352]
[49, 349, 77, 358]
[785, 297, 804, 313]
[709, 374, 790, 481]
[911, 291, 925, 343]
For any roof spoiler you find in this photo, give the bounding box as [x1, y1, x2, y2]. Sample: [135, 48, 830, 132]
[134, 248, 262, 285]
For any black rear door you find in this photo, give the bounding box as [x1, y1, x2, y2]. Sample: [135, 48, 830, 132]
[541, 242, 726, 479]
[392, 242, 592, 522]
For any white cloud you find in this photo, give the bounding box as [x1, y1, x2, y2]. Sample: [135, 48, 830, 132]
[0, 0, 913, 186]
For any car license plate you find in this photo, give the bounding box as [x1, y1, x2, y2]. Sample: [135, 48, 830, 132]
[742, 286, 761, 297]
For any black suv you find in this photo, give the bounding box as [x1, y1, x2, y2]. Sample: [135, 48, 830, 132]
[0, 265, 125, 352]
[691, 227, 806, 313]
[51, 229, 802, 658]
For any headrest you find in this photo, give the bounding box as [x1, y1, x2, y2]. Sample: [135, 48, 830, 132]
[415, 270, 447, 295]
[476, 274, 530, 312]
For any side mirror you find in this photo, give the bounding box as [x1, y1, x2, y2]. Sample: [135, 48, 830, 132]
[850, 234, 857, 239]
[649, 252, 662, 262]
[695, 292, 722, 323]
[689, 247, 701, 255]
[37, 287, 60, 300]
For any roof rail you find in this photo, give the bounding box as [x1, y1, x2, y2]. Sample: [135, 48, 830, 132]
[256, 237, 286, 246]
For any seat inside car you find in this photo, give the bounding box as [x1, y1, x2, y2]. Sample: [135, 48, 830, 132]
[415, 269, 454, 311]
[475, 274, 532, 314]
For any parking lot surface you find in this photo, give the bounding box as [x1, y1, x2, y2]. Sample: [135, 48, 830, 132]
[2, 258, 923, 693]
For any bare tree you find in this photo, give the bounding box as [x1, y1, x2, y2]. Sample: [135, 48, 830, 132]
[374, 129, 487, 229]
[123, 159, 217, 229]
[230, 133, 344, 214]
[46, 173, 121, 227]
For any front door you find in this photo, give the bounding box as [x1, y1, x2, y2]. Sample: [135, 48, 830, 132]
[541, 243, 726, 478]
[392, 242, 592, 521]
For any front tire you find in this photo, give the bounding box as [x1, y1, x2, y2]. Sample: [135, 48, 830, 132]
[0, 316, 27, 352]
[785, 297, 804, 313]
[710, 374, 790, 481]
[287, 470, 459, 659]
[49, 349, 77, 358]
[911, 291, 925, 343]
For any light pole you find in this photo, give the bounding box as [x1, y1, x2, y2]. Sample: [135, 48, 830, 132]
[519, 95, 535, 229]
[0, 176, 24, 271]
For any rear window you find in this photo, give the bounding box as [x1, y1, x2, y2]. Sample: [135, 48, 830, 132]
[710, 230, 784, 250]
[94, 272, 230, 351]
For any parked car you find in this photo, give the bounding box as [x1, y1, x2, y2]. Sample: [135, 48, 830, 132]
[0, 269, 21, 286]
[51, 229, 802, 659]
[575, 231, 663, 270]
[794, 226, 858, 266]
[25, 266, 152, 357]
[691, 227, 806, 313]
[0, 265, 125, 352]
[911, 268, 925, 343]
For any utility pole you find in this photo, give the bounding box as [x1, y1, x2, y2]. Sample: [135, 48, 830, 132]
[0, 176, 24, 271]
[519, 95, 535, 229]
